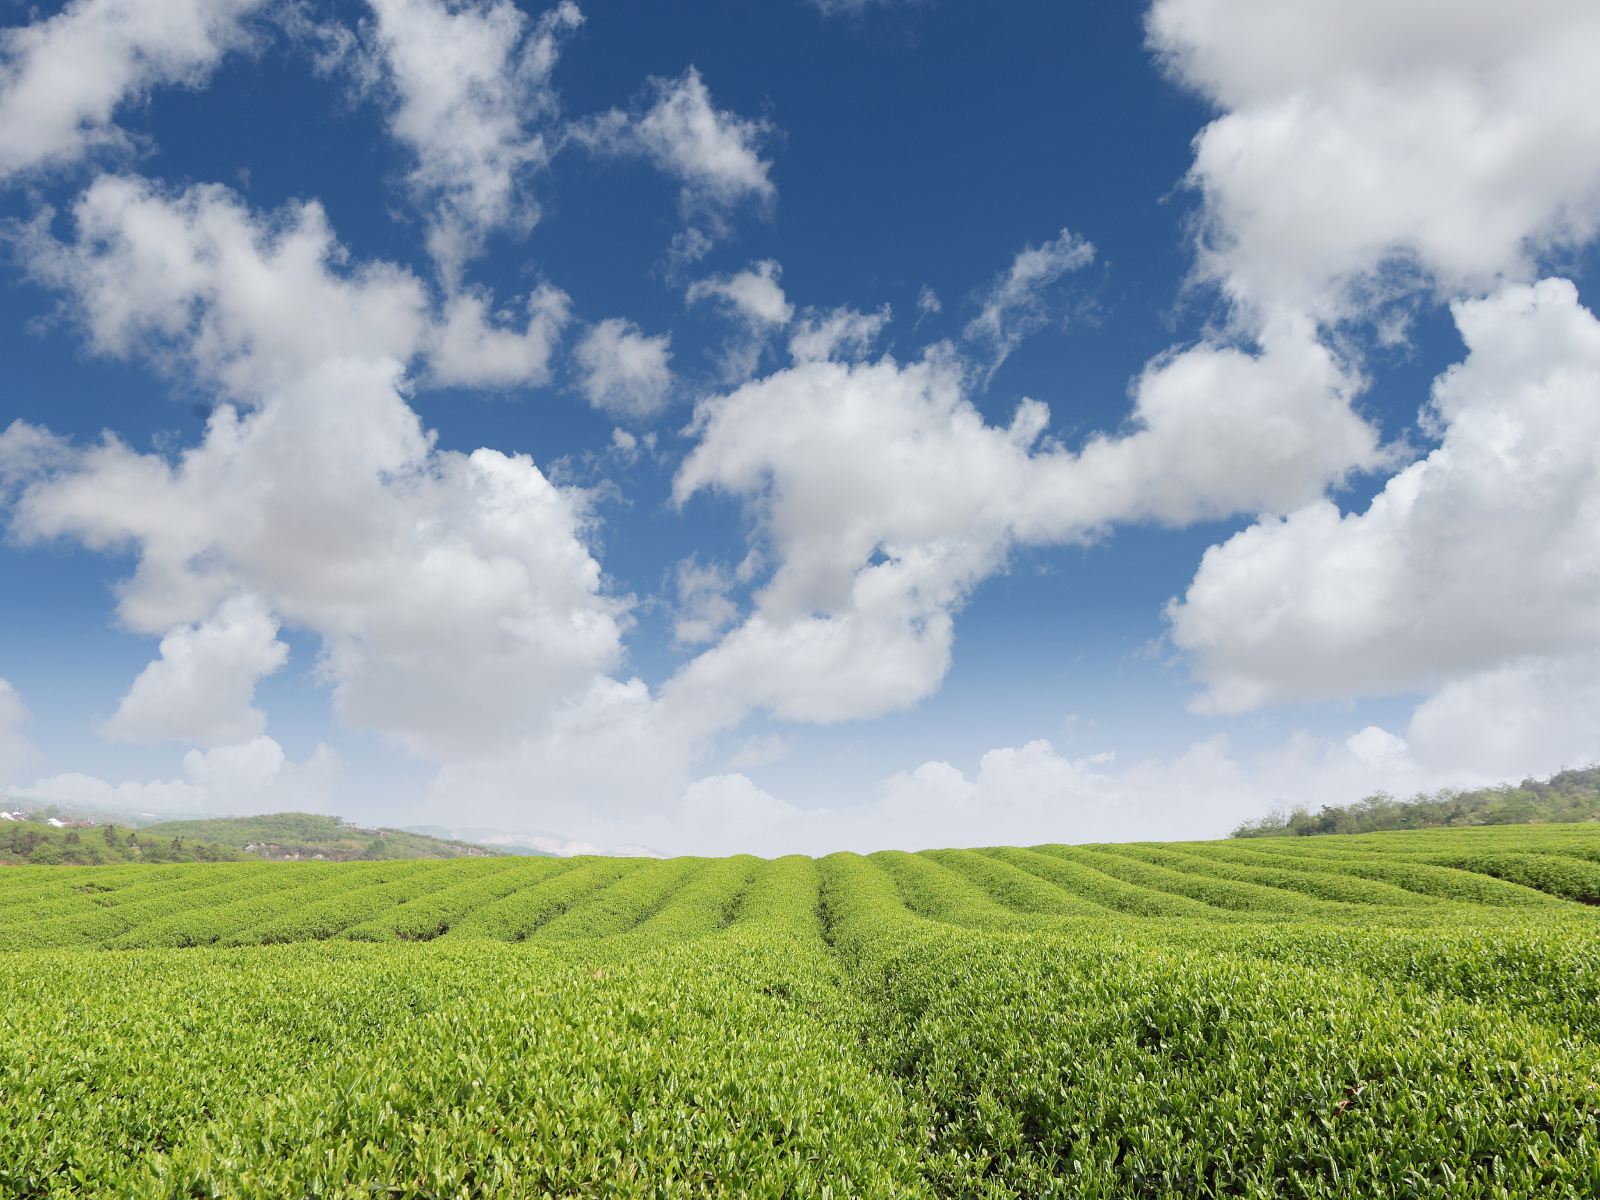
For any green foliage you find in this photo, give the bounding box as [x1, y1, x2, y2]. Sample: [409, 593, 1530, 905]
[339, 857, 553, 942]
[436, 857, 637, 942]
[2, 819, 232, 866]
[139, 811, 502, 861]
[4, 823, 1600, 1195]
[1, 810, 500, 866]
[1233, 765, 1600, 837]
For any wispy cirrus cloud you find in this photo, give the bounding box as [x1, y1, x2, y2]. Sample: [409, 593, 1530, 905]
[963, 226, 1095, 378]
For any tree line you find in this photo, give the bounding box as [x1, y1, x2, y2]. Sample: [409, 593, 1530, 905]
[1231, 766, 1600, 838]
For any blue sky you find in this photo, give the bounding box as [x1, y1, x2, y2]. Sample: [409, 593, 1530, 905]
[2, 0, 1598, 855]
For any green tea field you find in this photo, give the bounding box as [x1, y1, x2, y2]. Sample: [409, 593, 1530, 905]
[5, 824, 1600, 1197]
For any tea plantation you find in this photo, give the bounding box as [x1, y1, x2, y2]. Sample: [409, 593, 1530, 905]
[4, 824, 1600, 1197]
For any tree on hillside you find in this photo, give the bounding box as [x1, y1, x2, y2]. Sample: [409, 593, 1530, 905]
[1232, 766, 1600, 837]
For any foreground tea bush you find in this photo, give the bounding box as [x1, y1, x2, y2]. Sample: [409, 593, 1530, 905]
[822, 859, 1600, 1198]
[3, 824, 1600, 1196]
[0, 941, 931, 1198]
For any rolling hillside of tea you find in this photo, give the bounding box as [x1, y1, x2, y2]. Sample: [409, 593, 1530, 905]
[4, 824, 1600, 1197]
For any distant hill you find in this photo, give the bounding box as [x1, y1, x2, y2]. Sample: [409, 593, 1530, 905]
[1, 811, 500, 866]
[1232, 765, 1600, 838]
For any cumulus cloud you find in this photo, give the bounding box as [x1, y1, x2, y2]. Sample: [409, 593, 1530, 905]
[1135, 0, 1600, 789]
[1099, 0, 1600, 732]
[672, 556, 739, 646]
[0, 420, 70, 493]
[18, 175, 428, 395]
[574, 318, 673, 418]
[670, 332, 1383, 726]
[1020, 312, 1386, 533]
[725, 732, 788, 771]
[21, 736, 340, 817]
[652, 696, 1596, 856]
[686, 259, 792, 381]
[0, 0, 265, 179]
[576, 66, 774, 248]
[650, 729, 1399, 856]
[426, 676, 706, 844]
[964, 227, 1095, 376]
[1170, 278, 1600, 712]
[788, 305, 889, 364]
[9, 175, 627, 762]
[15, 172, 569, 397]
[1148, 0, 1600, 322]
[671, 354, 1022, 724]
[674, 773, 799, 856]
[424, 685, 1590, 855]
[1405, 654, 1600, 781]
[364, 0, 583, 282]
[100, 594, 288, 746]
[425, 283, 570, 388]
[686, 259, 792, 327]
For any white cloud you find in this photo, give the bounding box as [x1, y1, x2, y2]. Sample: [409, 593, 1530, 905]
[1405, 654, 1600, 781]
[1108, 0, 1600, 736]
[672, 556, 739, 647]
[629, 67, 773, 208]
[873, 740, 1126, 847]
[426, 676, 705, 843]
[665, 227, 715, 270]
[18, 175, 430, 398]
[671, 354, 1018, 724]
[654, 734, 1294, 856]
[670, 336, 1382, 726]
[606, 426, 657, 465]
[576, 66, 774, 246]
[1148, 0, 1600, 322]
[1170, 278, 1600, 713]
[963, 227, 1095, 376]
[725, 732, 788, 771]
[1343, 725, 1412, 774]
[10, 175, 627, 763]
[674, 773, 799, 856]
[364, 0, 583, 283]
[0, 420, 70, 493]
[916, 285, 941, 318]
[686, 259, 792, 327]
[100, 594, 288, 746]
[425, 283, 570, 388]
[686, 260, 792, 382]
[574, 318, 673, 418]
[21, 736, 340, 817]
[0, 678, 31, 782]
[0, 0, 265, 179]
[653, 695, 1594, 856]
[1023, 312, 1386, 533]
[423, 678, 1592, 854]
[1142, 0, 1600, 794]
[788, 305, 889, 364]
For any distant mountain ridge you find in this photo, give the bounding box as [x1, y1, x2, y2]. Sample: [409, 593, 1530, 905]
[2, 811, 500, 866]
